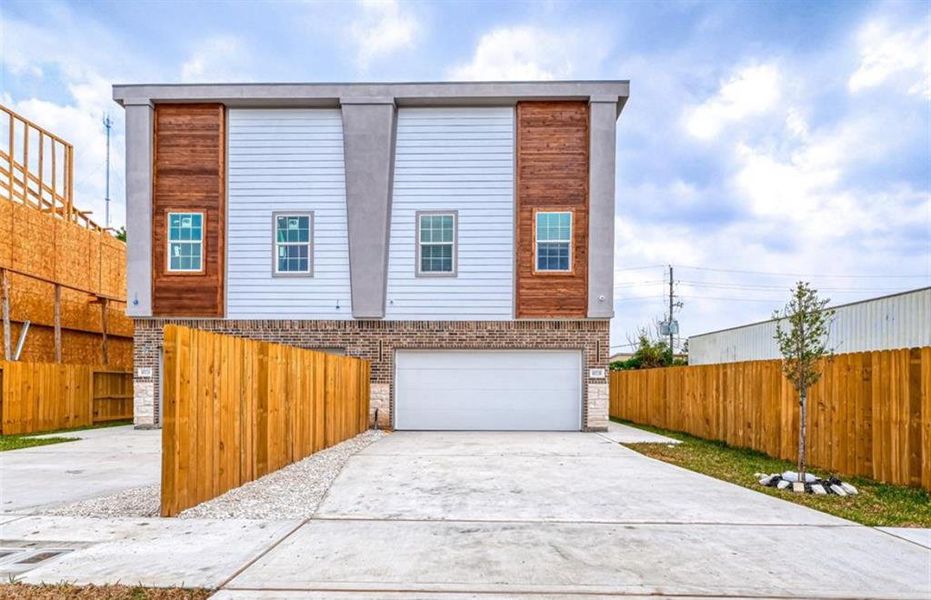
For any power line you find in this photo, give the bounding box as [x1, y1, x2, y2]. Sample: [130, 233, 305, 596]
[680, 295, 794, 303]
[675, 280, 910, 293]
[676, 265, 929, 279]
[610, 342, 639, 349]
[615, 264, 666, 272]
[614, 279, 665, 287]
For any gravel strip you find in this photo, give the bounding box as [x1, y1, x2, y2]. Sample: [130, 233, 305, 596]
[43, 430, 385, 519]
[180, 429, 385, 519]
[43, 483, 160, 518]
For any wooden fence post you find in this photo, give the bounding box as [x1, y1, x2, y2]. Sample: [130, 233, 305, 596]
[1, 269, 10, 360]
[53, 284, 61, 363]
[100, 297, 109, 365]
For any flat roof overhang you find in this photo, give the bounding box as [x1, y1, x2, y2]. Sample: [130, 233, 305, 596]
[112, 80, 629, 117]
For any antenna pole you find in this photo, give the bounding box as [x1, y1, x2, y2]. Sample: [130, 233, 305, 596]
[103, 114, 112, 228]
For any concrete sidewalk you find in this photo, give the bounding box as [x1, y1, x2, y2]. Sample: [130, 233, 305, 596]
[0, 425, 160, 514]
[0, 515, 297, 588]
[599, 419, 682, 444]
[5, 430, 929, 598]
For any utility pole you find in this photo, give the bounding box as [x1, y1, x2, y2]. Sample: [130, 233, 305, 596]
[668, 264, 674, 354]
[659, 265, 682, 362]
[103, 113, 112, 228]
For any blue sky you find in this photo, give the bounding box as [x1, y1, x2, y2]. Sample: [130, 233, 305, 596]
[2, 0, 929, 350]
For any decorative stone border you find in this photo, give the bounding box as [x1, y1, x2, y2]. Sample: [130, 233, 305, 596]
[757, 471, 859, 496]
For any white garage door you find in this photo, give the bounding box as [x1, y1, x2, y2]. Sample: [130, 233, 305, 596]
[394, 350, 582, 431]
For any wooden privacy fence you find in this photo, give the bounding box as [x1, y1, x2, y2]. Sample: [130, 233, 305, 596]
[609, 347, 931, 491]
[161, 325, 371, 517]
[0, 361, 133, 434]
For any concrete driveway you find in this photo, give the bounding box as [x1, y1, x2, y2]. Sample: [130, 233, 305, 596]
[217, 429, 931, 599]
[0, 425, 160, 514]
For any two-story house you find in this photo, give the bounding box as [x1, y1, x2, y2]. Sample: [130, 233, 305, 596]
[113, 81, 628, 432]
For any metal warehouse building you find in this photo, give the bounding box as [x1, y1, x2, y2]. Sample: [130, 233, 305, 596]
[688, 287, 931, 365]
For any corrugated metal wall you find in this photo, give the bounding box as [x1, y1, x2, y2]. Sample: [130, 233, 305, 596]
[688, 288, 931, 364]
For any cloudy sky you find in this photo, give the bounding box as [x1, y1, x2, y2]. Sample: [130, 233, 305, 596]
[2, 0, 928, 350]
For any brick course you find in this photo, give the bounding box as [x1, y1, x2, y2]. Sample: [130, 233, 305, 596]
[133, 319, 610, 430]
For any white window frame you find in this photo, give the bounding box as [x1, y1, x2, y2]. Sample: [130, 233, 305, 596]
[166, 211, 205, 273]
[534, 210, 573, 273]
[272, 212, 314, 277]
[415, 210, 458, 277]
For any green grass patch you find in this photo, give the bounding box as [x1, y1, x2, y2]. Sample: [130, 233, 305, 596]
[26, 419, 133, 436]
[0, 434, 77, 452]
[612, 417, 931, 527]
[0, 419, 132, 452]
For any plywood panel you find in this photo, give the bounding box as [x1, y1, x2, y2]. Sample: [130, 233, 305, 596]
[152, 104, 225, 317]
[515, 102, 589, 318]
[0, 193, 130, 366]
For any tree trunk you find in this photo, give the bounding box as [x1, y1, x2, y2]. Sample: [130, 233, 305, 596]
[798, 385, 807, 481]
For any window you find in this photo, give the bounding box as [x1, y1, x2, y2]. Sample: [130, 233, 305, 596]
[274, 213, 312, 275]
[535, 211, 572, 272]
[417, 212, 456, 276]
[167, 212, 203, 272]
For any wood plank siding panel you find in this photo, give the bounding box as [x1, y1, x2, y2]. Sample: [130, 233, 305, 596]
[226, 109, 351, 319]
[152, 104, 226, 317]
[515, 102, 589, 318]
[386, 107, 514, 319]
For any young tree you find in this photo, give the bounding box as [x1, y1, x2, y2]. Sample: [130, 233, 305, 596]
[773, 282, 834, 481]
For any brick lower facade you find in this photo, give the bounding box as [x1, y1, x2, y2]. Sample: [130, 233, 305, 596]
[133, 319, 610, 431]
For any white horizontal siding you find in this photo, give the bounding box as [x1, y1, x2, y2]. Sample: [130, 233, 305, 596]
[688, 288, 931, 364]
[226, 109, 352, 319]
[385, 107, 514, 320]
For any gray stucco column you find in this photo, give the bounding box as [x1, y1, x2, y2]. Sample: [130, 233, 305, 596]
[123, 100, 154, 317]
[341, 98, 397, 319]
[587, 96, 619, 318]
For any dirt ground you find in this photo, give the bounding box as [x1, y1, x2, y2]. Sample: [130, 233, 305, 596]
[0, 584, 211, 600]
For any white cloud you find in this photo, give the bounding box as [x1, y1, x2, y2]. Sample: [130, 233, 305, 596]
[730, 107, 921, 229]
[447, 25, 588, 81]
[4, 76, 125, 230]
[848, 18, 931, 99]
[350, 0, 419, 69]
[684, 64, 782, 140]
[614, 51, 930, 346]
[181, 35, 254, 83]
[0, 5, 161, 230]
[784, 108, 809, 139]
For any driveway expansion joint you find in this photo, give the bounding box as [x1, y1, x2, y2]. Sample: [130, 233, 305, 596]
[872, 526, 931, 550]
[214, 518, 313, 590]
[308, 515, 867, 528]
[216, 585, 929, 599]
